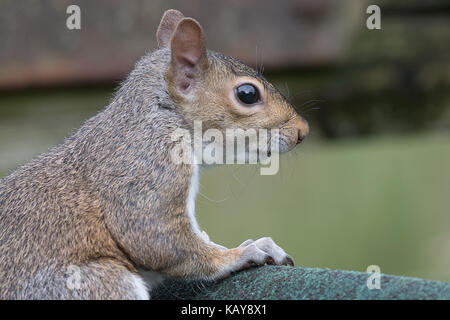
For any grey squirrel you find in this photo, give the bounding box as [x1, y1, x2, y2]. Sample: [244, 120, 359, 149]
[0, 9, 309, 299]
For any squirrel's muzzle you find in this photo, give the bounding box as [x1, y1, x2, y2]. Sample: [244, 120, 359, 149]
[291, 115, 309, 145]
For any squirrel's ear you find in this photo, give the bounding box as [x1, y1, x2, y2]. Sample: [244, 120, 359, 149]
[156, 9, 185, 48]
[169, 18, 208, 94]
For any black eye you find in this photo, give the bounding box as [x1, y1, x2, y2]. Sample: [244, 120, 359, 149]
[236, 84, 260, 105]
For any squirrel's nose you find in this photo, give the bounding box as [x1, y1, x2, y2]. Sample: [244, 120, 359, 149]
[295, 117, 309, 144]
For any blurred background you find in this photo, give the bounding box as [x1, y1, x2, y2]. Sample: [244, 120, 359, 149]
[0, 0, 449, 282]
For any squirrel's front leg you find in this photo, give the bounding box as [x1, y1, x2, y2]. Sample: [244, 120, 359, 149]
[166, 231, 294, 281]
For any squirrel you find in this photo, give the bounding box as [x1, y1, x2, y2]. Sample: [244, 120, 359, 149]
[0, 9, 309, 299]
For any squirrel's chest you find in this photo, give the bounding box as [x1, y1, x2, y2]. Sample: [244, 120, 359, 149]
[186, 164, 201, 236]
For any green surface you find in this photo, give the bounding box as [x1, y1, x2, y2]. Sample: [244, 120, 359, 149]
[152, 266, 450, 300]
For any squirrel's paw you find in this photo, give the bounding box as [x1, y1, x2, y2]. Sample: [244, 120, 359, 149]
[239, 237, 294, 267]
[216, 237, 294, 280]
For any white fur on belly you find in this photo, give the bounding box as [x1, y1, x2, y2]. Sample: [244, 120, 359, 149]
[186, 162, 226, 247]
[187, 163, 206, 240]
[128, 274, 149, 300]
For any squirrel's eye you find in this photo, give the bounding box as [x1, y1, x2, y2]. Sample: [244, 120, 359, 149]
[236, 84, 260, 105]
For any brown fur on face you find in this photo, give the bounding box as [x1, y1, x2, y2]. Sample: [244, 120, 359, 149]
[162, 13, 308, 152]
[168, 51, 309, 153]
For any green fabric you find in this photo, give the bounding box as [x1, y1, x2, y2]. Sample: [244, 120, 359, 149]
[152, 266, 450, 300]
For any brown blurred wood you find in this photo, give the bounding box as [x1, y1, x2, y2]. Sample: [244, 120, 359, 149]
[0, 0, 362, 89]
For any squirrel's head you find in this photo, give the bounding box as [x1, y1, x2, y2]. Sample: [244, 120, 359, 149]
[157, 9, 309, 154]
